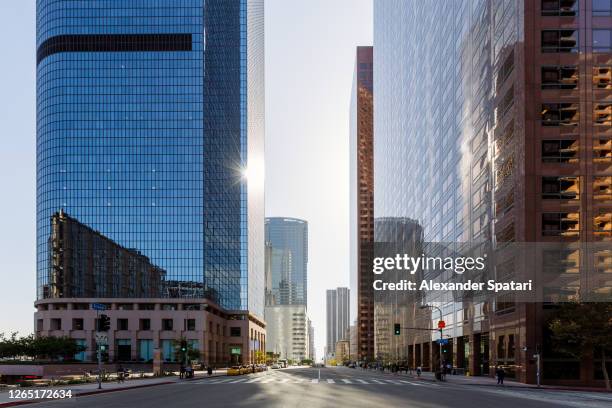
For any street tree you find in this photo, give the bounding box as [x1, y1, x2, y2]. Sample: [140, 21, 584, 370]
[548, 302, 612, 390]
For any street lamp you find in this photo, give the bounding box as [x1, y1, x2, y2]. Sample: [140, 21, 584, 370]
[419, 304, 444, 378]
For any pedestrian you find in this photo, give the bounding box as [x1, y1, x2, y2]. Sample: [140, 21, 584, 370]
[496, 366, 506, 385]
[207, 365, 213, 376]
[117, 365, 125, 383]
[416, 366, 422, 377]
[179, 363, 186, 379]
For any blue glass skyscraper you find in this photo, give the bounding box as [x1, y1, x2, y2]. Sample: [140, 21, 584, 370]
[264, 217, 308, 306]
[36, 0, 264, 317]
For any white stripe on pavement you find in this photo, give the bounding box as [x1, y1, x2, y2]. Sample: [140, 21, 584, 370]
[398, 380, 436, 387]
[384, 379, 403, 384]
[326, 379, 335, 384]
[356, 379, 369, 384]
[341, 379, 353, 384]
[227, 378, 249, 383]
[244, 377, 264, 383]
[311, 378, 319, 384]
[371, 379, 385, 384]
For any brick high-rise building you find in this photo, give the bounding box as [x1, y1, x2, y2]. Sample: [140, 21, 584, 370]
[349, 46, 375, 362]
[373, 0, 611, 386]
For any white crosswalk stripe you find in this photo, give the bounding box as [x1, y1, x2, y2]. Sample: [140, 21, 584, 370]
[190, 376, 440, 386]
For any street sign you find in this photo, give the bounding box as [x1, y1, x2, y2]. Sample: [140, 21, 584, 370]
[95, 332, 108, 345]
[437, 338, 449, 345]
[92, 303, 106, 311]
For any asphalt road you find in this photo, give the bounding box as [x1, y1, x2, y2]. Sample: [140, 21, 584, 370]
[28, 366, 612, 408]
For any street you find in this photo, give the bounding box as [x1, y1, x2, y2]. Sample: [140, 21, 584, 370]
[28, 366, 612, 408]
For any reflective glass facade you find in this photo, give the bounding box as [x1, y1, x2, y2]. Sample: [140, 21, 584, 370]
[36, 0, 264, 317]
[264, 217, 308, 306]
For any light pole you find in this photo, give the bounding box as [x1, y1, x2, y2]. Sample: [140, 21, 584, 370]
[420, 304, 444, 378]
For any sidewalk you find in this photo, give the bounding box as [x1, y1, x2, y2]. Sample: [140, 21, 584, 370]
[369, 369, 610, 393]
[0, 370, 228, 406]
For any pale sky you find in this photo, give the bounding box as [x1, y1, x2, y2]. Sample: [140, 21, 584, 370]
[0, 0, 373, 359]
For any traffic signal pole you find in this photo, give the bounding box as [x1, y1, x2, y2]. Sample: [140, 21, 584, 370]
[96, 309, 102, 389]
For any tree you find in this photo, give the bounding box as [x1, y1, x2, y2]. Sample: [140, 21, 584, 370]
[0, 333, 85, 361]
[548, 302, 612, 390]
[254, 350, 265, 364]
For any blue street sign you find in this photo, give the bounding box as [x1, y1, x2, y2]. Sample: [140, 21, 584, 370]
[91, 303, 106, 311]
[437, 339, 449, 345]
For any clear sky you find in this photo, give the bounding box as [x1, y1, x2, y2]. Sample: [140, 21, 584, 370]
[0, 0, 372, 359]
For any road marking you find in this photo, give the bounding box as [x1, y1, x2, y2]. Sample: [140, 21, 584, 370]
[341, 379, 353, 384]
[398, 380, 436, 387]
[371, 379, 385, 384]
[356, 379, 369, 384]
[260, 378, 277, 383]
[212, 378, 234, 383]
[311, 378, 319, 384]
[384, 379, 402, 384]
[227, 378, 248, 384]
[277, 378, 290, 383]
[326, 379, 335, 384]
[245, 377, 264, 383]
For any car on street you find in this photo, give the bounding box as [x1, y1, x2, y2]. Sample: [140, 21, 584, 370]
[271, 364, 280, 369]
[227, 366, 244, 376]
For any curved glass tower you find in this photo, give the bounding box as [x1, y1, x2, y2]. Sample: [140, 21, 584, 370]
[36, 0, 264, 317]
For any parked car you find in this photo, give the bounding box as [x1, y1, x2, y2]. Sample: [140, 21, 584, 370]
[227, 366, 243, 376]
[271, 364, 280, 369]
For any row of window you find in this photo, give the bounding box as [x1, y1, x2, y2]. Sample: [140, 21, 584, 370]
[541, 29, 612, 53]
[540, 102, 612, 126]
[41, 317, 242, 336]
[541, 66, 612, 89]
[542, 0, 612, 16]
[541, 176, 612, 199]
[542, 211, 612, 236]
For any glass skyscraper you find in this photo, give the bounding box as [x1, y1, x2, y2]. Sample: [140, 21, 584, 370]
[36, 0, 264, 317]
[264, 217, 308, 306]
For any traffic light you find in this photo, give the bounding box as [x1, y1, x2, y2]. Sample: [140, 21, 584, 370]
[98, 314, 111, 331]
[394, 323, 400, 335]
[180, 340, 187, 353]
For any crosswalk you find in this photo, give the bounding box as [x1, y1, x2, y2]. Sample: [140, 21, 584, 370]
[189, 376, 439, 387]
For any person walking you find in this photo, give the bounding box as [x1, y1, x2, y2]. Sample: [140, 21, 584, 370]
[496, 366, 506, 385]
[117, 365, 125, 383]
[416, 366, 422, 377]
[179, 363, 186, 379]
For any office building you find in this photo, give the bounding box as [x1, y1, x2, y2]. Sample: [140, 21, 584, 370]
[373, 0, 611, 386]
[264, 305, 308, 362]
[325, 287, 350, 358]
[35, 0, 265, 365]
[349, 46, 375, 362]
[264, 217, 308, 306]
[308, 318, 316, 361]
